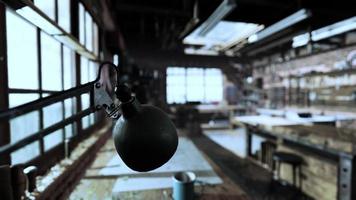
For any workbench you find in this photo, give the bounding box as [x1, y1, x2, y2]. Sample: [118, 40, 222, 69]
[232, 114, 356, 200]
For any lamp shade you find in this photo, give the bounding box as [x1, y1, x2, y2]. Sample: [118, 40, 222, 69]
[113, 97, 178, 172]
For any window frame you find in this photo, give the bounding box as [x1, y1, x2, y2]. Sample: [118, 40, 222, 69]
[0, 0, 103, 169]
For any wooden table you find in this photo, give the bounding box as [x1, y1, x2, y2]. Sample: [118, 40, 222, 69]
[232, 115, 356, 200]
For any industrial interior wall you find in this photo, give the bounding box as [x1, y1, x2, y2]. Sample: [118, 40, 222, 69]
[253, 44, 356, 112]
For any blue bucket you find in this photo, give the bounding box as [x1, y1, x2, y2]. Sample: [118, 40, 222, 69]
[172, 171, 196, 200]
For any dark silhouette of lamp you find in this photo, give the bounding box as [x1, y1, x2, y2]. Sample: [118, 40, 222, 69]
[94, 62, 178, 172]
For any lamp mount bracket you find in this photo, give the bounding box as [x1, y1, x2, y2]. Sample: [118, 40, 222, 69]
[94, 82, 121, 119]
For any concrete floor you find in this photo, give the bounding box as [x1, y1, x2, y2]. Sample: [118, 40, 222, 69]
[203, 128, 265, 158]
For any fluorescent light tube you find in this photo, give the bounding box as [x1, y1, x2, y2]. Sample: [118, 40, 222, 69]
[312, 16, 356, 41]
[292, 16, 356, 48]
[253, 8, 311, 42]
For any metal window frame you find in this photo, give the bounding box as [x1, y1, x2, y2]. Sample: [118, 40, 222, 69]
[0, 0, 104, 171]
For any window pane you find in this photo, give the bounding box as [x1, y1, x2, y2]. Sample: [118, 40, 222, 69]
[64, 97, 76, 118]
[186, 68, 204, 102]
[43, 102, 63, 151]
[81, 93, 90, 110]
[11, 141, 40, 164]
[205, 68, 223, 102]
[9, 93, 40, 108]
[81, 93, 90, 129]
[81, 57, 89, 84]
[41, 32, 62, 91]
[10, 111, 40, 144]
[65, 124, 74, 138]
[166, 67, 223, 104]
[88, 61, 97, 82]
[166, 67, 186, 104]
[43, 102, 63, 128]
[58, 0, 70, 32]
[79, 3, 85, 45]
[34, 0, 55, 20]
[44, 130, 62, 151]
[6, 10, 38, 90]
[63, 46, 75, 90]
[89, 113, 95, 125]
[93, 23, 99, 56]
[82, 115, 90, 129]
[85, 12, 93, 51]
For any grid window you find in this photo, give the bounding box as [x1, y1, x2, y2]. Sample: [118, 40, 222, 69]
[166, 67, 224, 104]
[3, 0, 100, 166]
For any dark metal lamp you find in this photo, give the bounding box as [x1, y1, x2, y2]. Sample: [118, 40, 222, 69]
[94, 62, 178, 172]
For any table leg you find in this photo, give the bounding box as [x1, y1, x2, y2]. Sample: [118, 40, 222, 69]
[246, 127, 252, 157]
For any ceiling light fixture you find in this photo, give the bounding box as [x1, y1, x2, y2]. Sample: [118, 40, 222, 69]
[249, 8, 311, 43]
[292, 16, 356, 48]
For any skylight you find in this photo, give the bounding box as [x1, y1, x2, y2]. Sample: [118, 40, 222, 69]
[183, 20, 262, 55]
